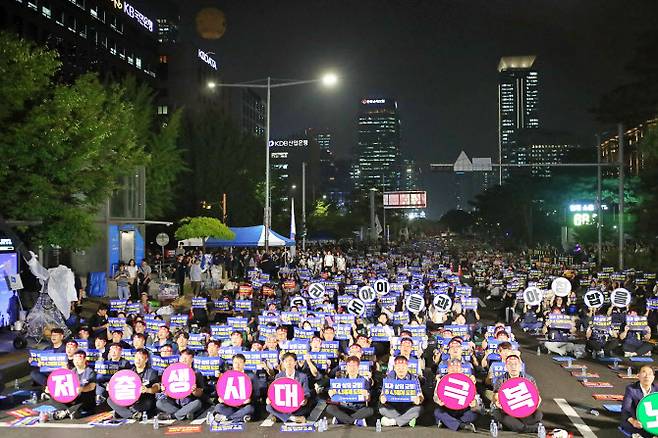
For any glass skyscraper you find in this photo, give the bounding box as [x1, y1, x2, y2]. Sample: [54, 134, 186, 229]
[498, 56, 539, 181]
[355, 98, 401, 190]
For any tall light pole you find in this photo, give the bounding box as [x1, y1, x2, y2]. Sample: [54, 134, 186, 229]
[207, 73, 339, 251]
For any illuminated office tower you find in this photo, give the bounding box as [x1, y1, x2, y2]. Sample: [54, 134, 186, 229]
[498, 56, 539, 181]
[355, 98, 401, 190]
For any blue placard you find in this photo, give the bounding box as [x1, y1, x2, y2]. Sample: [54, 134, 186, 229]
[188, 333, 207, 350]
[191, 297, 207, 309]
[228, 317, 249, 330]
[308, 351, 332, 370]
[194, 356, 222, 377]
[29, 349, 41, 366]
[320, 341, 339, 358]
[214, 300, 230, 311]
[293, 327, 315, 340]
[170, 314, 189, 329]
[125, 303, 140, 314]
[282, 340, 309, 357]
[235, 300, 252, 312]
[145, 317, 166, 334]
[94, 360, 125, 376]
[382, 378, 420, 403]
[329, 378, 366, 402]
[211, 325, 233, 340]
[109, 300, 127, 312]
[369, 325, 391, 342]
[152, 355, 179, 372]
[108, 317, 126, 330]
[38, 352, 68, 372]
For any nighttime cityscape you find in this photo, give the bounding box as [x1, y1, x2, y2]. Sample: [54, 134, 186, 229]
[1, 1, 658, 437]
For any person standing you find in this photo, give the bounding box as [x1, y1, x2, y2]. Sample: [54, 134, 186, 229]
[126, 259, 139, 300]
[114, 264, 130, 301]
[190, 258, 203, 296]
[174, 256, 187, 296]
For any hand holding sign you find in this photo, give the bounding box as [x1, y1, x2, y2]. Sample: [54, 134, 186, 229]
[637, 393, 658, 435]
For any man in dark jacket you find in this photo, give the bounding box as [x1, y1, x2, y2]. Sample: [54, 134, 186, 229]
[620, 365, 658, 438]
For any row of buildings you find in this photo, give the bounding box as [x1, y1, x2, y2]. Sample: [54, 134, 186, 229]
[2, 0, 424, 274]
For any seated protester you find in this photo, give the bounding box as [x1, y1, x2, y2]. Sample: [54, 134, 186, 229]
[114, 312, 134, 340]
[48, 350, 97, 420]
[275, 325, 290, 348]
[265, 352, 312, 424]
[150, 325, 175, 353]
[212, 354, 256, 423]
[541, 307, 577, 356]
[96, 343, 131, 404]
[109, 329, 132, 350]
[108, 348, 160, 420]
[585, 315, 620, 358]
[436, 340, 474, 376]
[379, 355, 423, 427]
[326, 355, 373, 427]
[519, 305, 543, 332]
[484, 343, 518, 401]
[156, 349, 205, 421]
[89, 304, 110, 336]
[133, 320, 147, 337]
[609, 304, 627, 328]
[433, 358, 479, 432]
[190, 292, 210, 326]
[302, 336, 331, 393]
[620, 365, 658, 438]
[223, 330, 247, 349]
[492, 354, 542, 433]
[481, 332, 514, 369]
[30, 328, 66, 386]
[132, 333, 147, 351]
[176, 332, 190, 353]
[371, 313, 395, 359]
[387, 337, 424, 375]
[322, 326, 348, 353]
[77, 326, 93, 343]
[202, 340, 224, 401]
[620, 310, 653, 357]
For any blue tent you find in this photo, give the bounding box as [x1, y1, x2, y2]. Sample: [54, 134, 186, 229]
[200, 225, 295, 247]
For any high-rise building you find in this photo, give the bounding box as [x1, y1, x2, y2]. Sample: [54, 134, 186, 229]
[516, 129, 578, 178]
[498, 56, 539, 181]
[401, 159, 421, 191]
[355, 98, 401, 190]
[1, 0, 159, 84]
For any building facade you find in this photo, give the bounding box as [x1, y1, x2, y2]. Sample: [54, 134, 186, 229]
[355, 98, 401, 190]
[498, 56, 540, 181]
[600, 118, 657, 177]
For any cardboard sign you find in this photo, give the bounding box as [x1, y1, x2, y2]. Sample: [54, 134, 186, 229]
[47, 368, 80, 403]
[498, 377, 540, 418]
[436, 373, 476, 410]
[268, 378, 304, 413]
[216, 370, 252, 407]
[108, 369, 141, 407]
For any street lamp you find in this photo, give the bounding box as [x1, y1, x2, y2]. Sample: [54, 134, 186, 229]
[206, 73, 339, 250]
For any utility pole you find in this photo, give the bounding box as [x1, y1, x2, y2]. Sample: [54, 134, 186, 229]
[302, 162, 307, 251]
[596, 134, 602, 265]
[618, 124, 624, 270]
[369, 189, 376, 241]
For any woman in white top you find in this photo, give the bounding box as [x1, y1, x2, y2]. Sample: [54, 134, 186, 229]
[126, 259, 138, 300]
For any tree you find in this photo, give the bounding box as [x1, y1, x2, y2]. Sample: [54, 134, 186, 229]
[439, 210, 474, 234]
[0, 33, 145, 249]
[176, 107, 265, 226]
[174, 217, 235, 248]
[122, 78, 188, 219]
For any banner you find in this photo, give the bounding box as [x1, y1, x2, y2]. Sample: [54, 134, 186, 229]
[382, 378, 420, 403]
[329, 378, 366, 403]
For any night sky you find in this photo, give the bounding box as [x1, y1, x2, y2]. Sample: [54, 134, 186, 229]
[183, 0, 658, 219]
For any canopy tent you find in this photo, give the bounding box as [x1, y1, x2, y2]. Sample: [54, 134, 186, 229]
[178, 225, 295, 247]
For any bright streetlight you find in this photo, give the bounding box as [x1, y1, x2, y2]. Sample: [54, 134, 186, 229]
[205, 73, 339, 250]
